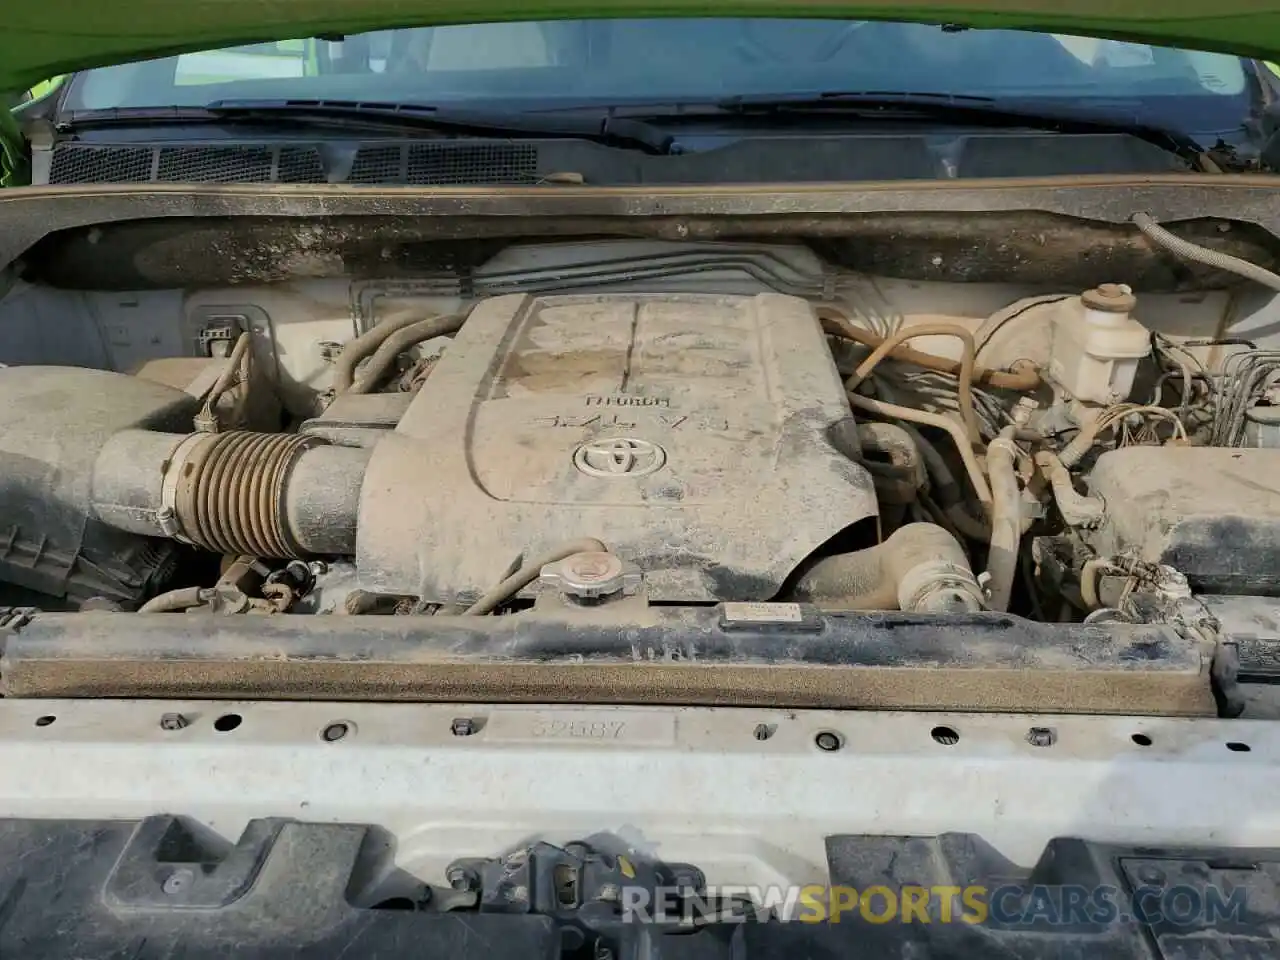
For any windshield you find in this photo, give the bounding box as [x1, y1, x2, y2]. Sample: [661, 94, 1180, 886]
[65, 20, 1256, 134]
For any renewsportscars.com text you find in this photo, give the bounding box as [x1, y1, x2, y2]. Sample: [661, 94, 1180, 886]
[620, 883, 1246, 926]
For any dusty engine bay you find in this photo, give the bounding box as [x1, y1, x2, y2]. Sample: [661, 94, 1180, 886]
[1, 214, 1280, 714]
[356, 291, 877, 605]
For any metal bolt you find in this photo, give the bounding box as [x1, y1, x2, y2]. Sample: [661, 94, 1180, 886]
[446, 865, 475, 891]
[451, 718, 477, 737]
[597, 883, 620, 903]
[814, 731, 843, 752]
[162, 868, 194, 895]
[1026, 727, 1056, 748]
[160, 712, 190, 731]
[753, 723, 774, 741]
[321, 722, 350, 742]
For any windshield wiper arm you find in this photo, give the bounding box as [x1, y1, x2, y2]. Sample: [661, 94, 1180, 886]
[61, 99, 675, 155]
[709, 91, 1209, 165]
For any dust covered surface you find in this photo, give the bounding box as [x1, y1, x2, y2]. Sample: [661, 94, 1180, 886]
[21, 212, 1279, 291]
[1089, 447, 1280, 595]
[0, 607, 1215, 715]
[355, 292, 877, 603]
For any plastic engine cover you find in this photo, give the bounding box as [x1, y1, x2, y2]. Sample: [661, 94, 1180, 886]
[356, 292, 877, 602]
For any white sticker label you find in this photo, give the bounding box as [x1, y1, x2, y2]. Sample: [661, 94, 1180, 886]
[722, 602, 803, 623]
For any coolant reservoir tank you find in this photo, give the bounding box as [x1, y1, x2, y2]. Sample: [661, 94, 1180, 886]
[1048, 283, 1150, 405]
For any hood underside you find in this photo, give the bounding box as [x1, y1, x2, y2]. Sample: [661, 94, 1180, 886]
[8, 0, 1280, 96]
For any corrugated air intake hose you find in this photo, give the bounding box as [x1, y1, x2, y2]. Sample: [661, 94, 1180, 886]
[91, 429, 371, 558]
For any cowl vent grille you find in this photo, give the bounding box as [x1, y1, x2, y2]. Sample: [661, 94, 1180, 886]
[48, 145, 153, 184]
[154, 145, 324, 183]
[47, 142, 539, 186]
[348, 143, 539, 185]
[50, 144, 327, 185]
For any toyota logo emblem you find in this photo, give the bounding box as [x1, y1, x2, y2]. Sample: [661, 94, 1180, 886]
[573, 438, 667, 478]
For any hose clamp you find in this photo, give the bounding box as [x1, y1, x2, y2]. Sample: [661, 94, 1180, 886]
[897, 559, 985, 613]
[157, 432, 210, 546]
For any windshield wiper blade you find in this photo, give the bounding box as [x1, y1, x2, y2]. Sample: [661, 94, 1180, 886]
[710, 91, 1209, 164]
[207, 99, 674, 153]
[61, 99, 674, 155]
[723, 90, 1002, 107]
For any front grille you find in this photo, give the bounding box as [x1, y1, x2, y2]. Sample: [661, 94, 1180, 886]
[47, 141, 537, 186]
[348, 142, 539, 185]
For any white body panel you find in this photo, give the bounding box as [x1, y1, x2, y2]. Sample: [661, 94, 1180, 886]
[2, 699, 1277, 886]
